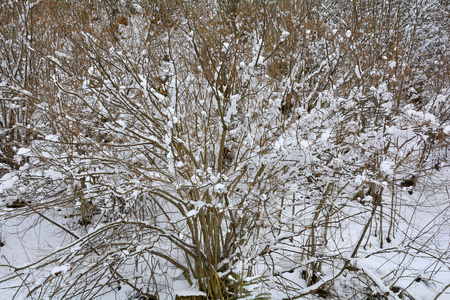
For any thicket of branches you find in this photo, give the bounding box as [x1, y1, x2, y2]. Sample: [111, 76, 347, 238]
[0, 0, 449, 299]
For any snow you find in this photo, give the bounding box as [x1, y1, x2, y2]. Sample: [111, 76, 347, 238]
[51, 265, 70, 275]
[380, 160, 394, 175]
[320, 129, 331, 143]
[355, 174, 366, 185]
[389, 60, 397, 69]
[44, 169, 64, 180]
[0, 173, 19, 193]
[44, 134, 59, 141]
[406, 109, 437, 124]
[173, 279, 206, 297]
[280, 30, 290, 42]
[443, 125, 450, 135]
[185, 209, 197, 217]
[355, 65, 361, 79]
[222, 42, 229, 52]
[213, 183, 226, 193]
[224, 94, 239, 123]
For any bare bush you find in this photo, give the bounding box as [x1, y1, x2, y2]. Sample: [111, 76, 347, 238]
[0, 0, 449, 299]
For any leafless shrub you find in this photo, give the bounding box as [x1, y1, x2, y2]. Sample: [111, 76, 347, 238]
[0, 0, 448, 299]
